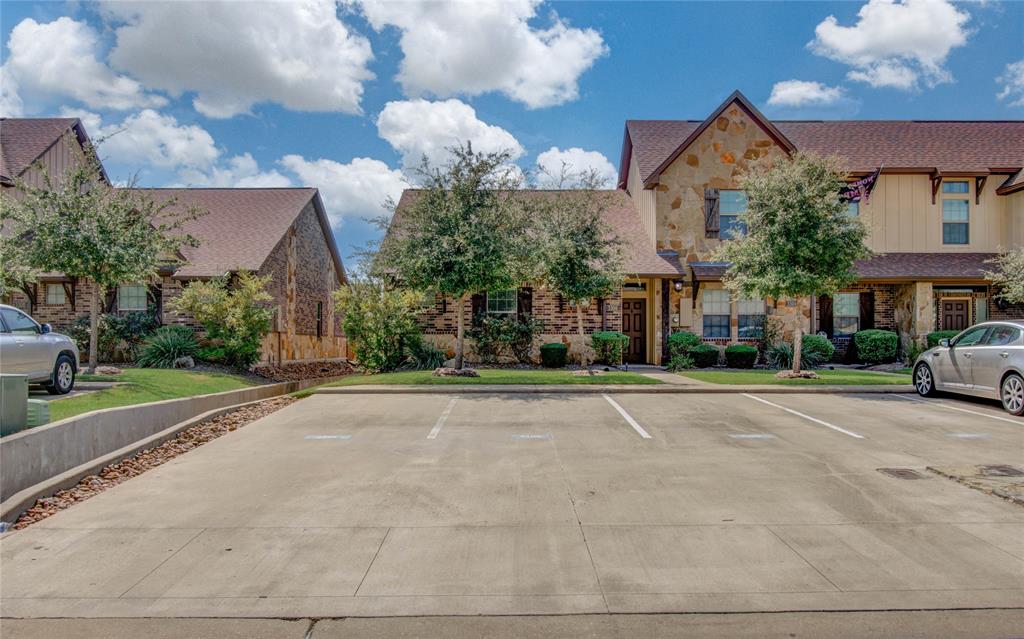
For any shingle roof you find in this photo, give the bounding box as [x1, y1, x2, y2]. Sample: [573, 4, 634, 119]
[391, 189, 684, 278]
[0, 118, 79, 181]
[129, 187, 322, 278]
[626, 118, 1024, 186]
[854, 252, 996, 281]
[998, 169, 1024, 195]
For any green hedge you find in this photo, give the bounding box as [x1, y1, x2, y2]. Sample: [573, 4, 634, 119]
[592, 331, 630, 366]
[926, 330, 960, 348]
[724, 344, 758, 368]
[539, 342, 568, 368]
[802, 334, 836, 365]
[853, 329, 898, 363]
[668, 331, 702, 357]
[690, 343, 721, 368]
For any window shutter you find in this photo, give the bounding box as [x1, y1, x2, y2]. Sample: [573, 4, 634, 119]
[470, 293, 486, 327]
[517, 287, 532, 319]
[105, 288, 118, 312]
[859, 291, 875, 330]
[818, 295, 833, 337]
[704, 188, 720, 238]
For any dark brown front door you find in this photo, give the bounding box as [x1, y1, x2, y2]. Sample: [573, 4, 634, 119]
[622, 299, 646, 363]
[941, 299, 969, 331]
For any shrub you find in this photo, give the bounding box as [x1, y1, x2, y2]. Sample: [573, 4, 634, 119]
[724, 343, 758, 368]
[136, 326, 199, 368]
[592, 331, 630, 366]
[468, 314, 544, 364]
[505, 314, 544, 364]
[926, 330, 959, 348]
[196, 344, 228, 364]
[171, 271, 274, 369]
[690, 343, 721, 368]
[67, 310, 159, 362]
[668, 331, 702, 358]
[765, 342, 794, 369]
[665, 354, 695, 371]
[853, 329, 898, 363]
[332, 277, 424, 374]
[802, 334, 836, 364]
[403, 336, 447, 370]
[539, 342, 568, 368]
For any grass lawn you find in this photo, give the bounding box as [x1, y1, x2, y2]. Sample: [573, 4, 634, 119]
[52, 368, 256, 422]
[324, 369, 661, 386]
[678, 369, 912, 386]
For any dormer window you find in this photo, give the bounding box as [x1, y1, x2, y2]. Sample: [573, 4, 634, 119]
[719, 190, 748, 238]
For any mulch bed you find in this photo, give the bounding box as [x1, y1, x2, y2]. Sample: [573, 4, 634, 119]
[10, 397, 297, 531]
[252, 360, 355, 383]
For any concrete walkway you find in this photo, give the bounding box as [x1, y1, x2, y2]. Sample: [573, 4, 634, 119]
[316, 383, 914, 394]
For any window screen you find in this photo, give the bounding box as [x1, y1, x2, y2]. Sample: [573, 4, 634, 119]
[117, 284, 148, 311]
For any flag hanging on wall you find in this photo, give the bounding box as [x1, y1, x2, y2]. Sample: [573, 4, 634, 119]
[840, 166, 882, 203]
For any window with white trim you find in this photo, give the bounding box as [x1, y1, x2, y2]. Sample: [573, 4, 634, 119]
[486, 289, 516, 315]
[46, 283, 66, 305]
[117, 284, 148, 312]
[702, 289, 730, 338]
[737, 298, 765, 340]
[833, 293, 860, 336]
[942, 181, 969, 245]
[719, 190, 748, 239]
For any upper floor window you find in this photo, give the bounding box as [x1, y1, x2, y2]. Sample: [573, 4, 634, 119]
[486, 289, 516, 315]
[117, 283, 148, 312]
[46, 283, 66, 305]
[702, 289, 730, 338]
[719, 190, 748, 239]
[833, 293, 860, 336]
[737, 298, 765, 340]
[942, 181, 969, 245]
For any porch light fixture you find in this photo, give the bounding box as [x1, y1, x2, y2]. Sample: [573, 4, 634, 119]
[673, 280, 685, 292]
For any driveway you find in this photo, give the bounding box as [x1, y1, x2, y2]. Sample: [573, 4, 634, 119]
[2, 391, 1022, 619]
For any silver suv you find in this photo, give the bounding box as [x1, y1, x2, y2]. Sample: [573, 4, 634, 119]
[0, 304, 80, 394]
[913, 320, 1024, 416]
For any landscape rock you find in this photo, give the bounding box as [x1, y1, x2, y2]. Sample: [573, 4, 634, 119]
[433, 367, 480, 377]
[173, 356, 196, 369]
[94, 366, 123, 376]
[252, 360, 354, 382]
[775, 370, 819, 379]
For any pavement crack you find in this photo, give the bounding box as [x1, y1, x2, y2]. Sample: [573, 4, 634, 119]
[765, 525, 843, 593]
[353, 527, 390, 597]
[117, 527, 207, 598]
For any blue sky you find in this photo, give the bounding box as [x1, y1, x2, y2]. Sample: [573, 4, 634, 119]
[2, 1, 1022, 266]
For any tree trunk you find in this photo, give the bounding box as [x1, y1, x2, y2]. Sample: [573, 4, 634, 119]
[576, 302, 588, 369]
[792, 312, 803, 374]
[88, 283, 101, 374]
[455, 293, 466, 369]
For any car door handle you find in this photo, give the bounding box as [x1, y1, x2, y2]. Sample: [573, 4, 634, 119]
[963, 353, 972, 359]
[1001, 352, 1010, 358]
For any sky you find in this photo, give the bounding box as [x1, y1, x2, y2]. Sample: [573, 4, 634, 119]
[2, 0, 1022, 267]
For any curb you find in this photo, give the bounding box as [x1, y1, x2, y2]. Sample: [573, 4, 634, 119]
[315, 384, 915, 395]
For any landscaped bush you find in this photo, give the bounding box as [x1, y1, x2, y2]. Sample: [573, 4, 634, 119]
[67, 310, 160, 362]
[802, 334, 836, 364]
[136, 326, 199, 368]
[402, 336, 447, 370]
[724, 343, 758, 368]
[926, 330, 960, 348]
[852, 329, 898, 363]
[539, 342, 568, 368]
[468, 314, 544, 364]
[592, 331, 630, 366]
[332, 277, 423, 373]
[196, 344, 228, 364]
[765, 342, 794, 369]
[689, 343, 721, 368]
[665, 354, 695, 371]
[668, 331, 702, 358]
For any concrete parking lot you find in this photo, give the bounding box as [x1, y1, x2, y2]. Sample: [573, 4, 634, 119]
[1, 391, 1022, 621]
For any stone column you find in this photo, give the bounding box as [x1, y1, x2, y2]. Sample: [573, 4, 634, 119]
[912, 281, 934, 347]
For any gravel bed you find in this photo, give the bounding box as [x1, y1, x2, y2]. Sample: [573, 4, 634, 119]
[10, 397, 297, 531]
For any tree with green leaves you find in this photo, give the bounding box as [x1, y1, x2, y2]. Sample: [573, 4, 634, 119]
[715, 153, 871, 375]
[0, 222, 36, 300]
[985, 248, 1024, 306]
[4, 135, 202, 372]
[379, 144, 531, 369]
[533, 168, 624, 367]
[334, 272, 426, 373]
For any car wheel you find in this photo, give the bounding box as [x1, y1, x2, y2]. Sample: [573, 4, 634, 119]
[1001, 373, 1024, 416]
[45, 355, 75, 395]
[914, 363, 937, 397]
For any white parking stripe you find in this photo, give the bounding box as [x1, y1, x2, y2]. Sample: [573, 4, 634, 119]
[428, 398, 457, 439]
[893, 394, 1022, 425]
[602, 394, 652, 439]
[742, 394, 865, 439]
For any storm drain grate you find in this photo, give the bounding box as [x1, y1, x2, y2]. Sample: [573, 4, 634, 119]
[980, 465, 1024, 477]
[878, 468, 929, 480]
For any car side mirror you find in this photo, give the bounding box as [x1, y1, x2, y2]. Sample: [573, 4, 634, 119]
[938, 338, 950, 348]
[40, 323, 52, 334]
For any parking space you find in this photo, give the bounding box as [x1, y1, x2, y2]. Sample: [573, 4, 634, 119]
[2, 391, 1022, 618]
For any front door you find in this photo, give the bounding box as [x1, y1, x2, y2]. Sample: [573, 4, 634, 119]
[941, 299, 969, 331]
[622, 299, 646, 363]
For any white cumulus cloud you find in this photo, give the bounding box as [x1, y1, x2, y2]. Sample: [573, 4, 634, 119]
[1, 17, 165, 115]
[104, 0, 374, 118]
[767, 80, 846, 107]
[809, 0, 970, 90]
[376, 99, 524, 168]
[281, 155, 408, 226]
[176, 153, 292, 188]
[535, 147, 616, 187]
[357, 0, 606, 108]
[997, 60, 1024, 107]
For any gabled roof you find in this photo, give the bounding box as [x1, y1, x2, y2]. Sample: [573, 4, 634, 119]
[998, 169, 1024, 195]
[390, 188, 684, 278]
[621, 92, 1024, 189]
[0, 118, 102, 184]
[129, 187, 345, 282]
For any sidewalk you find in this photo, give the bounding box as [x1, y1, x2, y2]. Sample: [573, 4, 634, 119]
[316, 384, 913, 394]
